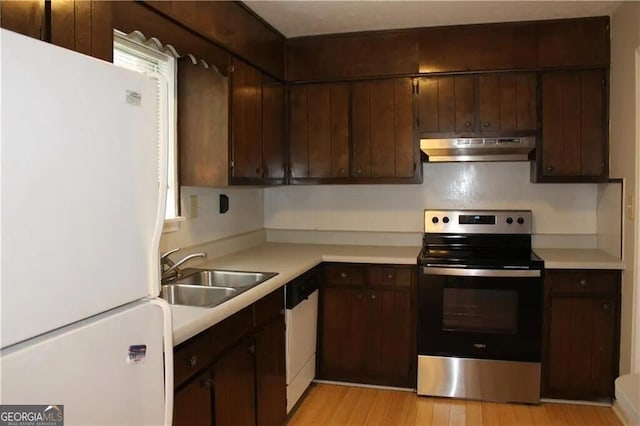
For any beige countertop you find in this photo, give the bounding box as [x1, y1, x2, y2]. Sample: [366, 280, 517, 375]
[534, 248, 624, 270]
[170, 242, 421, 346]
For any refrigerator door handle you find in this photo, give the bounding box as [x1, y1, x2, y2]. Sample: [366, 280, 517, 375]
[147, 73, 170, 298]
[146, 298, 173, 426]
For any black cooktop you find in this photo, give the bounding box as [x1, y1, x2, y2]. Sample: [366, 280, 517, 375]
[418, 233, 544, 270]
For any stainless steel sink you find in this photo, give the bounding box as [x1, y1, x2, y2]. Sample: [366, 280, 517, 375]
[177, 269, 277, 289]
[160, 284, 237, 308]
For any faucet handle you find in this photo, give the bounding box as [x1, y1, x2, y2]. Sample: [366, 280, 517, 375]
[160, 247, 180, 262]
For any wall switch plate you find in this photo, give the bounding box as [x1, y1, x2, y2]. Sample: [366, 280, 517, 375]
[190, 195, 198, 219]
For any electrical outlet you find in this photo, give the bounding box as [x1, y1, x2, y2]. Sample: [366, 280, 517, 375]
[625, 193, 634, 221]
[190, 195, 198, 219]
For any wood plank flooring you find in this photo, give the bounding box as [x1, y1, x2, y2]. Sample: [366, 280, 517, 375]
[287, 383, 622, 426]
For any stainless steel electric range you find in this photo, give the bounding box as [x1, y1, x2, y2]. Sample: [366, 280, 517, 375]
[417, 210, 544, 404]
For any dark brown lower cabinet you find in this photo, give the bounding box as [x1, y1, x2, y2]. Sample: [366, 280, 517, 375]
[255, 317, 287, 426]
[319, 264, 416, 388]
[542, 270, 620, 401]
[213, 338, 256, 426]
[172, 287, 286, 426]
[174, 370, 213, 426]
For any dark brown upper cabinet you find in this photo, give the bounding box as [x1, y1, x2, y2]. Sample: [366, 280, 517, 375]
[289, 78, 420, 184]
[537, 17, 610, 69]
[177, 57, 229, 187]
[261, 75, 286, 182]
[417, 72, 537, 138]
[230, 58, 286, 185]
[1, 0, 112, 62]
[288, 82, 350, 181]
[144, 1, 286, 79]
[230, 58, 264, 182]
[0, 0, 45, 40]
[534, 69, 608, 182]
[351, 78, 420, 180]
[418, 22, 537, 74]
[50, 0, 113, 62]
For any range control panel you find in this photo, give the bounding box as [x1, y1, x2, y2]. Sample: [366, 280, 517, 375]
[425, 210, 532, 234]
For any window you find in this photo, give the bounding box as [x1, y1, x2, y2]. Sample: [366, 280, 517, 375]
[112, 31, 179, 222]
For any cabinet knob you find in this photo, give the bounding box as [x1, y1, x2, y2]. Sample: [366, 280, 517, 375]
[200, 378, 214, 388]
[579, 279, 587, 287]
[464, 121, 472, 128]
[356, 168, 363, 175]
[248, 344, 255, 354]
[603, 303, 610, 311]
[387, 274, 394, 280]
[546, 166, 554, 172]
[256, 167, 262, 175]
[189, 355, 198, 367]
[356, 293, 363, 301]
[483, 121, 490, 128]
[371, 293, 377, 300]
[340, 272, 347, 279]
[339, 168, 346, 175]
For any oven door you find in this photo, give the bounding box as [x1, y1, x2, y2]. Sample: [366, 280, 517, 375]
[418, 267, 542, 362]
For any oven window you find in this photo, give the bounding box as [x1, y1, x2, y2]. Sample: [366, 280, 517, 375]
[442, 288, 518, 334]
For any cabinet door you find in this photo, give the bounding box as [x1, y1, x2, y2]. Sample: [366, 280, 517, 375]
[477, 73, 537, 134]
[544, 296, 616, 400]
[50, 0, 113, 62]
[288, 83, 349, 179]
[417, 76, 475, 136]
[540, 70, 607, 180]
[174, 370, 213, 426]
[320, 287, 366, 380]
[177, 58, 229, 187]
[213, 338, 256, 426]
[0, 0, 45, 40]
[255, 317, 287, 426]
[352, 78, 417, 178]
[262, 75, 285, 181]
[231, 59, 263, 180]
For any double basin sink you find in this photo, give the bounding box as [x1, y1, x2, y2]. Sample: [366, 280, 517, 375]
[161, 269, 278, 308]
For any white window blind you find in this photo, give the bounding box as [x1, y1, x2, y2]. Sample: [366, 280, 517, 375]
[113, 32, 179, 221]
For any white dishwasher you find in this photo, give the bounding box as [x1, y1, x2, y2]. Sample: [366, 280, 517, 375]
[285, 268, 320, 413]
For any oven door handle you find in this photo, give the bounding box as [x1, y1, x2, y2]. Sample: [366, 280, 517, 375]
[422, 267, 542, 278]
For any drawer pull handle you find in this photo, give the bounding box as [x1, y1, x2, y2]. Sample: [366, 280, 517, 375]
[189, 355, 198, 367]
[603, 303, 610, 311]
[579, 279, 587, 287]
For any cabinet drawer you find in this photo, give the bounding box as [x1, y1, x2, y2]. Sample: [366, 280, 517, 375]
[571, 271, 618, 294]
[211, 306, 253, 359]
[367, 266, 413, 289]
[547, 270, 619, 295]
[174, 331, 212, 388]
[254, 287, 284, 327]
[325, 265, 364, 286]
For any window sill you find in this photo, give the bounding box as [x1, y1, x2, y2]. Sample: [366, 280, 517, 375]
[163, 217, 185, 234]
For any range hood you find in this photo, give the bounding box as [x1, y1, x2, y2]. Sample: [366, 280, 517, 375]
[420, 137, 536, 162]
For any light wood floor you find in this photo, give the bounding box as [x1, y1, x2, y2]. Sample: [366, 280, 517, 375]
[287, 383, 622, 426]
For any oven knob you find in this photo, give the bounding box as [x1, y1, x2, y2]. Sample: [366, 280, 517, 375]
[432, 217, 439, 224]
[506, 217, 513, 224]
[517, 217, 525, 225]
[443, 216, 449, 224]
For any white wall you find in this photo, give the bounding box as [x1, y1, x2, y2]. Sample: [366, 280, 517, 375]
[610, 1, 640, 375]
[264, 162, 598, 235]
[160, 186, 264, 252]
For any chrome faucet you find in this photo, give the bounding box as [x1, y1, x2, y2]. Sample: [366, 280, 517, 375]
[160, 248, 207, 283]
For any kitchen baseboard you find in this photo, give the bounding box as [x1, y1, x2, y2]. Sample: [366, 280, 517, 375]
[540, 398, 612, 407]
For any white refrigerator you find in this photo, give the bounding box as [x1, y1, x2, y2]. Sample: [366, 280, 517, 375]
[0, 29, 173, 425]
